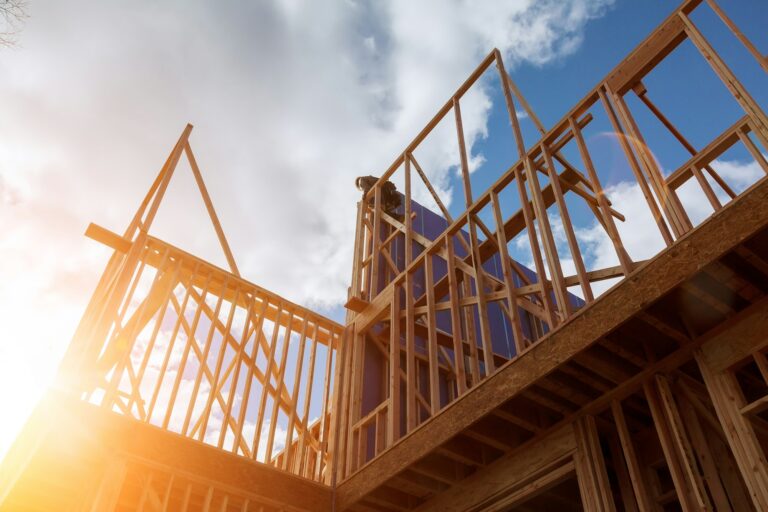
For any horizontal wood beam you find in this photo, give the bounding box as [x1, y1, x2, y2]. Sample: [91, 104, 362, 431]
[698, 303, 768, 372]
[84, 223, 343, 346]
[1, 392, 331, 512]
[605, 11, 690, 94]
[85, 222, 131, 252]
[414, 425, 576, 512]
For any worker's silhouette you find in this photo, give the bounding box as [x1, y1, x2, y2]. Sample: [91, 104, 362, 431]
[356, 175, 404, 222]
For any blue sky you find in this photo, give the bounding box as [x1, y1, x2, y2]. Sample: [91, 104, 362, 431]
[464, 0, 768, 206]
[321, 0, 768, 324]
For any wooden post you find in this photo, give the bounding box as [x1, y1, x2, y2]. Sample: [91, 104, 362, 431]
[513, 166, 558, 327]
[633, 83, 735, 200]
[424, 253, 441, 414]
[160, 474, 174, 511]
[568, 116, 633, 275]
[495, 51, 558, 325]
[100, 246, 157, 410]
[404, 154, 413, 267]
[202, 486, 214, 512]
[611, 400, 653, 511]
[460, 268, 482, 386]
[265, 311, 296, 462]
[608, 434, 640, 512]
[644, 376, 710, 511]
[705, 0, 768, 74]
[131, 259, 183, 417]
[292, 322, 318, 473]
[495, 50, 526, 160]
[184, 142, 240, 277]
[137, 472, 153, 512]
[453, 98, 495, 373]
[351, 201, 366, 300]
[445, 238, 468, 395]
[676, 383, 733, 511]
[338, 327, 353, 480]
[330, 325, 353, 485]
[574, 415, 616, 512]
[655, 374, 712, 510]
[361, 208, 374, 300]
[388, 282, 401, 445]
[453, 98, 473, 208]
[609, 87, 692, 239]
[691, 165, 722, 211]
[405, 271, 417, 431]
[525, 156, 573, 317]
[347, 330, 365, 473]
[696, 348, 768, 510]
[599, 87, 674, 247]
[282, 317, 309, 469]
[490, 192, 525, 356]
[219, 297, 258, 451]
[182, 279, 234, 433]
[410, 153, 452, 221]
[316, 328, 337, 481]
[467, 220, 496, 375]
[370, 185, 383, 298]
[254, 307, 285, 459]
[146, 266, 209, 422]
[158, 271, 213, 429]
[680, 11, 768, 146]
[76, 229, 151, 390]
[232, 298, 269, 455]
[87, 457, 128, 512]
[737, 127, 768, 176]
[540, 142, 593, 302]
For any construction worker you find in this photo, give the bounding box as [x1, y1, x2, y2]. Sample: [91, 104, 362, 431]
[355, 175, 403, 222]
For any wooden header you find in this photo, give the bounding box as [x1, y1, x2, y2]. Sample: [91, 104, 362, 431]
[85, 222, 344, 346]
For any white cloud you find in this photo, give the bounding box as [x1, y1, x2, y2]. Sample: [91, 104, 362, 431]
[573, 157, 765, 296]
[508, 156, 765, 300]
[710, 157, 765, 195]
[0, 0, 613, 457]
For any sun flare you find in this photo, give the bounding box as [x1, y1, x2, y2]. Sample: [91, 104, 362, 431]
[0, 290, 85, 461]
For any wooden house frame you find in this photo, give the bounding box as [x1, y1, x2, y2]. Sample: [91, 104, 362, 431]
[2, 0, 768, 510]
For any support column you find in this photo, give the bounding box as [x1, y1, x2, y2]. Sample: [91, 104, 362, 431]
[574, 415, 616, 512]
[696, 348, 768, 510]
[644, 375, 712, 511]
[86, 457, 128, 512]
